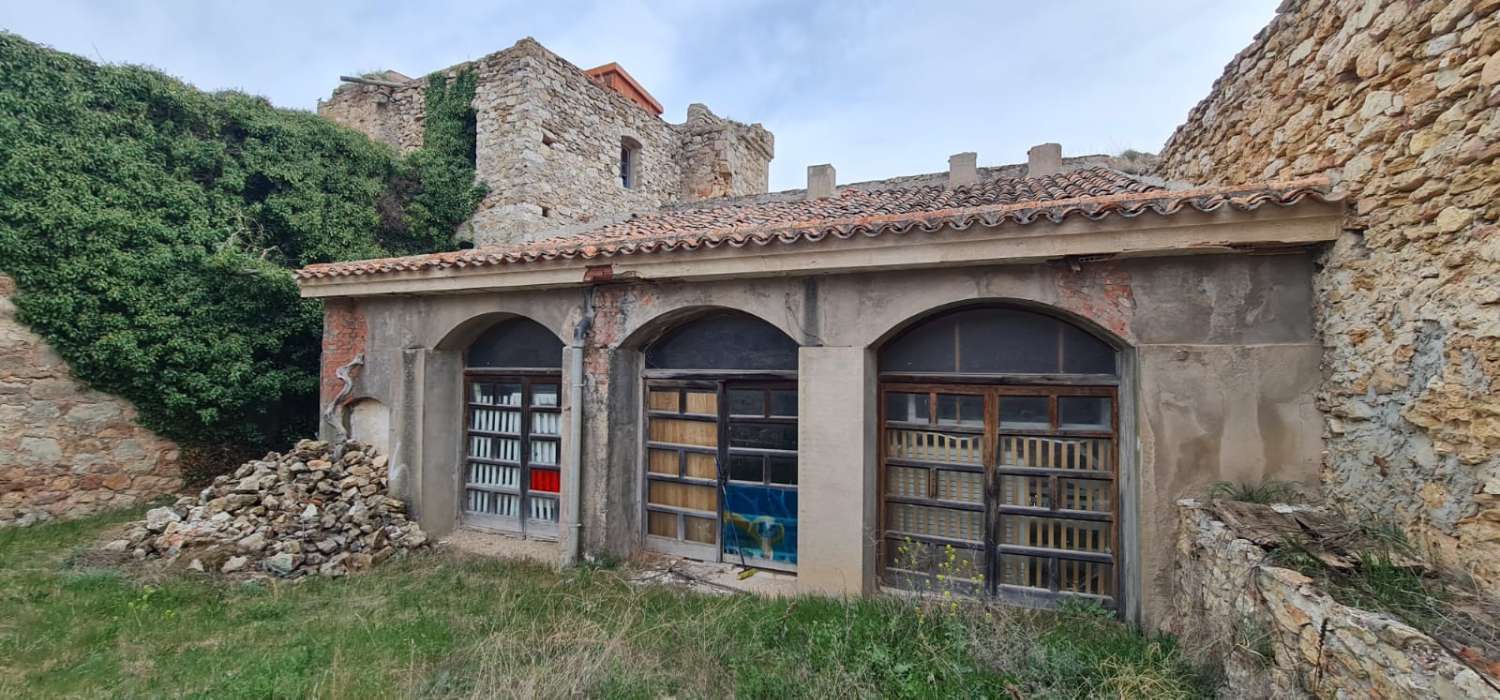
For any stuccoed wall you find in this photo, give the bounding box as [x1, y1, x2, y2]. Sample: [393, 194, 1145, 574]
[1172, 502, 1495, 698]
[0, 275, 182, 526]
[317, 39, 774, 247]
[1156, 0, 1500, 587]
[321, 252, 1326, 626]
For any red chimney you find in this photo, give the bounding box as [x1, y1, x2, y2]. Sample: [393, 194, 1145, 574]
[584, 63, 664, 117]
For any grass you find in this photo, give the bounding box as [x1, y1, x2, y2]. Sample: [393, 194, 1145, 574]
[1267, 521, 1500, 669]
[0, 510, 1213, 699]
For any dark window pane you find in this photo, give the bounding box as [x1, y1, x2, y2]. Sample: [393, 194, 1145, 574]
[1062, 323, 1116, 374]
[1000, 396, 1050, 429]
[956, 308, 1058, 374]
[878, 307, 1117, 376]
[879, 315, 957, 373]
[728, 389, 764, 416]
[646, 313, 799, 371]
[769, 390, 797, 417]
[886, 393, 929, 423]
[1059, 397, 1110, 430]
[728, 454, 763, 482]
[466, 318, 564, 368]
[936, 394, 984, 427]
[729, 422, 798, 450]
[768, 455, 798, 485]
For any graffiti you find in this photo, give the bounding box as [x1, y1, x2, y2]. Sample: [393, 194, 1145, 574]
[723, 484, 797, 565]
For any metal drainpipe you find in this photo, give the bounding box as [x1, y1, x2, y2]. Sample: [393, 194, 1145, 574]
[561, 287, 595, 567]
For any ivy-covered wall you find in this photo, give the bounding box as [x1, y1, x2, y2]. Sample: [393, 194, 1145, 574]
[0, 32, 482, 460]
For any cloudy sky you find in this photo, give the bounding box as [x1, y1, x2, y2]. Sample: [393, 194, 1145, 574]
[2, 1, 1279, 190]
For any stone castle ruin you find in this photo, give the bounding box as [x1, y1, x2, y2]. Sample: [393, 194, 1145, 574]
[317, 38, 774, 246]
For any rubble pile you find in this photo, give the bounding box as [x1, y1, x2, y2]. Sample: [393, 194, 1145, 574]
[106, 439, 427, 577]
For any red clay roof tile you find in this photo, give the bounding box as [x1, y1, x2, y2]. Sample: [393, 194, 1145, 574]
[295, 168, 1336, 281]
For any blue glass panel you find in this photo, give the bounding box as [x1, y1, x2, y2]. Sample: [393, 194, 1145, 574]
[722, 484, 797, 566]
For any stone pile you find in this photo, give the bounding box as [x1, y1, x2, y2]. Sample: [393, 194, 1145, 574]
[107, 439, 427, 577]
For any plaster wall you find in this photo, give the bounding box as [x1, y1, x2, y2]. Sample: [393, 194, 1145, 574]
[319, 251, 1324, 628]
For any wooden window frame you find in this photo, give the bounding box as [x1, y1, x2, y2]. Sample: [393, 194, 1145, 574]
[878, 380, 1122, 609]
[641, 372, 799, 570]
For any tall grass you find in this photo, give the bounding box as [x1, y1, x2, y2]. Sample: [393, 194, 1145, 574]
[0, 510, 1213, 698]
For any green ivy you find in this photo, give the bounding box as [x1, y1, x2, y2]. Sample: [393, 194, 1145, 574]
[394, 71, 486, 247]
[0, 33, 483, 451]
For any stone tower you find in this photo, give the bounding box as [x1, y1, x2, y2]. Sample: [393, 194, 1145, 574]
[318, 38, 775, 247]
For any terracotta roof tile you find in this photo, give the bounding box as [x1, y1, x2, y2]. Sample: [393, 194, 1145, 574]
[296, 168, 1336, 281]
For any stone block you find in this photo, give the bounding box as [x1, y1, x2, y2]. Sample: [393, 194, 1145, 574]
[16, 437, 61, 467]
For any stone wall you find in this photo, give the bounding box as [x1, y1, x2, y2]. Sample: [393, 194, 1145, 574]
[1156, 0, 1500, 588]
[677, 103, 774, 200]
[317, 38, 775, 247]
[317, 80, 425, 155]
[0, 274, 182, 526]
[1172, 502, 1495, 698]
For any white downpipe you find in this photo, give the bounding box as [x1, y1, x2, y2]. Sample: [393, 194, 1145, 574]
[561, 287, 595, 568]
[561, 343, 585, 567]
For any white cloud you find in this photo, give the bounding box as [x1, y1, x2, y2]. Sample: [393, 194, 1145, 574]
[0, 0, 1278, 187]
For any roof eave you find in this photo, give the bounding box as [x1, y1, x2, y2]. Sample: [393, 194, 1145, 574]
[296, 199, 1345, 299]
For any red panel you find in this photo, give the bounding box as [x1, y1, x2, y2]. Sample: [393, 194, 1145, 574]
[530, 468, 560, 493]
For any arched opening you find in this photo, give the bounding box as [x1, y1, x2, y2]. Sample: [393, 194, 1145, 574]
[461, 317, 565, 539]
[877, 305, 1124, 609]
[640, 311, 800, 571]
[620, 135, 642, 189]
[347, 398, 391, 456]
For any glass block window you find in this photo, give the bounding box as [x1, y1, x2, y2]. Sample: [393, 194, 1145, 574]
[464, 374, 563, 538]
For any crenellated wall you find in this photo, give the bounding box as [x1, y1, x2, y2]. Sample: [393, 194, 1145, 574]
[0, 274, 182, 526]
[1157, 0, 1500, 588]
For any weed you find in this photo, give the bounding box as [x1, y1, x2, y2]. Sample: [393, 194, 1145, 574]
[1207, 480, 1304, 504]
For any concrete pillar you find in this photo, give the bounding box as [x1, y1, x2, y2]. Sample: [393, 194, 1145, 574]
[388, 348, 426, 515]
[806, 164, 836, 200]
[415, 348, 463, 537]
[581, 345, 643, 557]
[948, 152, 978, 188]
[797, 346, 877, 596]
[1027, 143, 1062, 178]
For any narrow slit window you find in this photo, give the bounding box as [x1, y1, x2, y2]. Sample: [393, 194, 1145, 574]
[620, 136, 642, 189]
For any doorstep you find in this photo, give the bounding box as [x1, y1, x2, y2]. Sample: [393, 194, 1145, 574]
[441, 527, 560, 567]
[630, 553, 800, 597]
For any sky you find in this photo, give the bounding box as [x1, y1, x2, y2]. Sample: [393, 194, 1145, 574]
[0, 1, 1281, 191]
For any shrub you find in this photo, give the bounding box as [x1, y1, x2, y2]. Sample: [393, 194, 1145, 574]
[0, 32, 481, 452]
